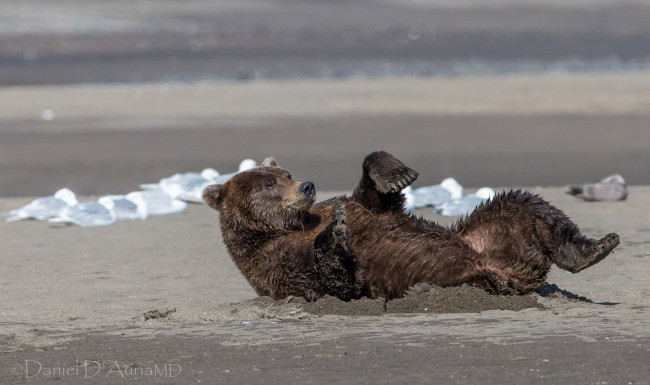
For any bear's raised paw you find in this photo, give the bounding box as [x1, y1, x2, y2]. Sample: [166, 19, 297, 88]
[364, 151, 419, 193]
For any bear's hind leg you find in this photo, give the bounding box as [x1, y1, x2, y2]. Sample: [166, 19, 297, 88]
[555, 233, 620, 273]
[459, 190, 620, 281]
[352, 151, 418, 213]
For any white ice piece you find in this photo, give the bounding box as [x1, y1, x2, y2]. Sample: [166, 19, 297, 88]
[211, 159, 258, 185]
[49, 200, 117, 227]
[406, 177, 464, 209]
[411, 185, 451, 208]
[200, 168, 220, 181]
[440, 178, 463, 199]
[158, 174, 194, 197]
[180, 168, 221, 202]
[126, 190, 187, 216]
[138, 159, 256, 203]
[98, 194, 148, 220]
[4, 188, 78, 222]
[475, 187, 496, 200]
[403, 186, 416, 213]
[438, 187, 496, 217]
[238, 159, 258, 172]
[139, 168, 220, 203]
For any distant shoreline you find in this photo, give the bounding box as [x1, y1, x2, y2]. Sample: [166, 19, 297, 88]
[4, 57, 650, 87]
[3, 0, 650, 86]
[3, 72, 650, 126]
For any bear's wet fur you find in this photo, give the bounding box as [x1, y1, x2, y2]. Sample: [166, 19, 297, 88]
[203, 165, 365, 301]
[203, 151, 619, 301]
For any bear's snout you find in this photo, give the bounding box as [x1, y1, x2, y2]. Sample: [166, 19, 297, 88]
[299, 181, 316, 199]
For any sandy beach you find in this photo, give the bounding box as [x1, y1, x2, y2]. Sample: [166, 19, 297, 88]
[1, 187, 649, 383]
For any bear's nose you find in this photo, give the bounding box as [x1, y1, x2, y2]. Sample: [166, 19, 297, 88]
[299, 181, 316, 198]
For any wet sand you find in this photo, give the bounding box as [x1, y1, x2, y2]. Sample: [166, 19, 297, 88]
[2, 113, 650, 197]
[1, 187, 649, 383]
[2, 73, 650, 196]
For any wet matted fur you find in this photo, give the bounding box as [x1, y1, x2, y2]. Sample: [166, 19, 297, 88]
[203, 151, 619, 301]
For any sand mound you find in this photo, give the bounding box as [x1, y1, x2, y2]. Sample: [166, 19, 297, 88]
[200, 284, 543, 321]
[302, 284, 542, 316]
[386, 283, 542, 313]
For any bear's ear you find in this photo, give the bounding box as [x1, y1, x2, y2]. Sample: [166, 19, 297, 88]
[260, 157, 279, 167]
[202, 184, 225, 210]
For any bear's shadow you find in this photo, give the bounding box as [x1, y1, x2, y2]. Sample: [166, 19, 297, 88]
[536, 283, 619, 306]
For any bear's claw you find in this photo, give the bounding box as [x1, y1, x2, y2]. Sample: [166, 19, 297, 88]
[331, 203, 349, 244]
[366, 152, 419, 194]
[332, 202, 347, 227]
[573, 233, 620, 273]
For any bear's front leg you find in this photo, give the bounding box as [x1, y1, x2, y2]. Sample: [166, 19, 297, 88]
[313, 202, 365, 301]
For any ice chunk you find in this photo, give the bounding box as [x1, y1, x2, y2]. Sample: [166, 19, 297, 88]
[475, 187, 496, 200]
[159, 172, 209, 202]
[438, 187, 496, 216]
[98, 195, 147, 220]
[407, 177, 463, 209]
[140, 168, 221, 203]
[211, 159, 258, 185]
[440, 178, 463, 199]
[182, 182, 215, 203]
[403, 186, 415, 213]
[126, 190, 187, 216]
[5, 188, 78, 222]
[200, 168, 220, 180]
[138, 159, 256, 203]
[412, 185, 452, 207]
[238, 159, 258, 172]
[49, 201, 117, 227]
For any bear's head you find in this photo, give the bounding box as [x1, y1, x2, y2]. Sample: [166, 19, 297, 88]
[203, 160, 316, 232]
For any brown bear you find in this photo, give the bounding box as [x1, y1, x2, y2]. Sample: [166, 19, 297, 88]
[203, 151, 619, 301]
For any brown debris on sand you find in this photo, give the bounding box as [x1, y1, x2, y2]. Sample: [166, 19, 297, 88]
[143, 308, 176, 321]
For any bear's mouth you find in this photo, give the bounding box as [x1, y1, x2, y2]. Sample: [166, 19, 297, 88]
[284, 196, 315, 211]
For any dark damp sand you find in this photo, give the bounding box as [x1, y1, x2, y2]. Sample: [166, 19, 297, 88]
[2, 114, 650, 197]
[2, 333, 647, 385]
[1, 187, 649, 384]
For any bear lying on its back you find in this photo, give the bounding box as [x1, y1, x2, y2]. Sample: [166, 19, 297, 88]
[203, 152, 619, 301]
